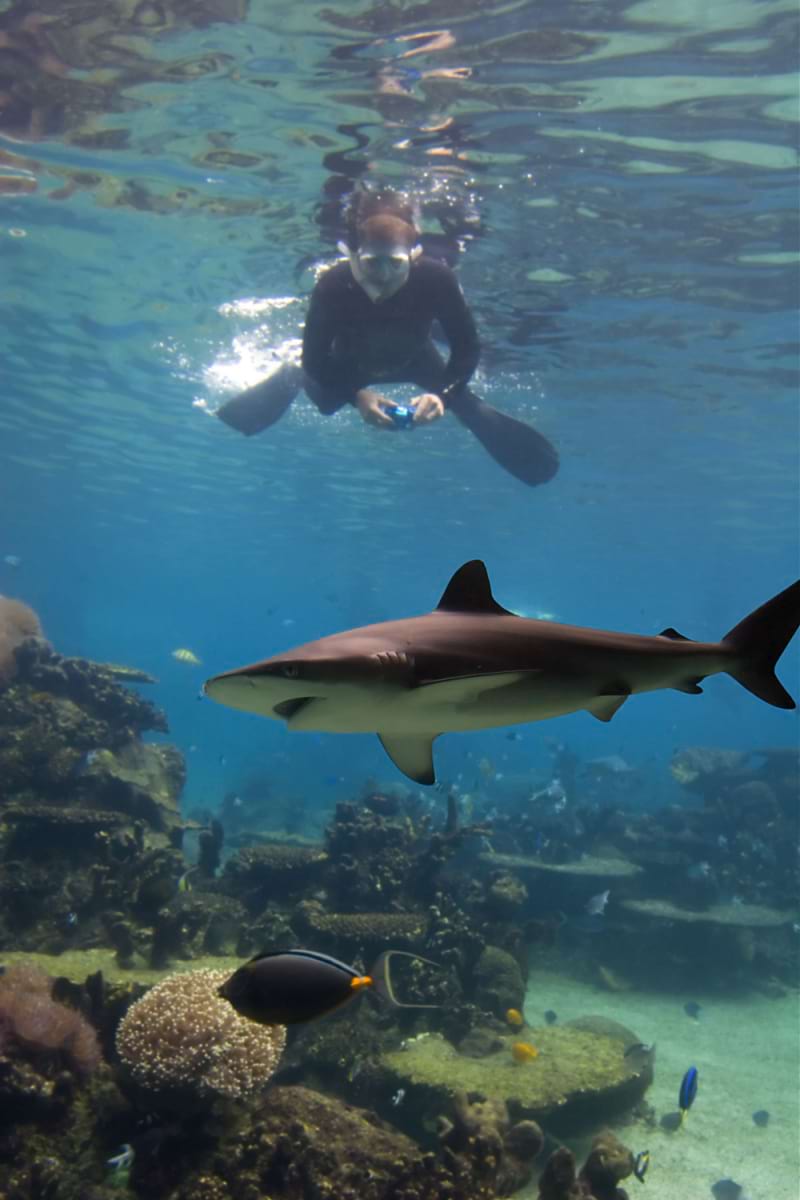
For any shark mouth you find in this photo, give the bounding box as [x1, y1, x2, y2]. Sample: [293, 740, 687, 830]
[273, 697, 315, 720]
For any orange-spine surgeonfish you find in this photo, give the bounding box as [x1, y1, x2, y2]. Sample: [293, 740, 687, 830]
[218, 948, 440, 1025]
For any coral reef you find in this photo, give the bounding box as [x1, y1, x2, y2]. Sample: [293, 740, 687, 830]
[536, 1132, 634, 1200]
[578, 1131, 634, 1198]
[295, 899, 429, 945]
[152, 1084, 503, 1200]
[222, 841, 328, 909]
[0, 629, 195, 961]
[473, 945, 526, 1016]
[115, 967, 286, 1103]
[438, 1091, 544, 1195]
[0, 592, 795, 1198]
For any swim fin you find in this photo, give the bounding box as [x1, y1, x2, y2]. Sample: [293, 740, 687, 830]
[217, 363, 303, 436]
[450, 395, 559, 487]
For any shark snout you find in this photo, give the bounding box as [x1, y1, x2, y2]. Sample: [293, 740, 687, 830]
[204, 666, 319, 720]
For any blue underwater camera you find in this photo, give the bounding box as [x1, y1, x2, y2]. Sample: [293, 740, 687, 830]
[383, 403, 415, 429]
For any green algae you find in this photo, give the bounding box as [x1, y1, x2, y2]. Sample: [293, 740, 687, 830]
[0, 948, 242, 986]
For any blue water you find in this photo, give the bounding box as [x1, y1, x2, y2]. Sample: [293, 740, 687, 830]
[1, 0, 797, 822]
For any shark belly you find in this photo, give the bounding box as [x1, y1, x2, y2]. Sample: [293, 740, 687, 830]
[284, 672, 597, 734]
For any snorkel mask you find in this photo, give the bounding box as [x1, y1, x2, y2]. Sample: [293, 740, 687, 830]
[340, 213, 422, 302]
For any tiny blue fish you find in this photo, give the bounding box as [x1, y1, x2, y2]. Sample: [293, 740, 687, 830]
[684, 1000, 702, 1020]
[107, 1143, 134, 1171]
[585, 889, 610, 916]
[544, 1009, 558, 1025]
[633, 1149, 650, 1182]
[752, 1109, 769, 1127]
[678, 1065, 698, 1125]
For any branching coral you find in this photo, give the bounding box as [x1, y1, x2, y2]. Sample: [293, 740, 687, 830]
[115, 967, 286, 1101]
[0, 596, 42, 687]
[0, 963, 101, 1074]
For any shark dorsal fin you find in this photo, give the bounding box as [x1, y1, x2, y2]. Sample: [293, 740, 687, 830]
[659, 627, 690, 641]
[436, 561, 513, 616]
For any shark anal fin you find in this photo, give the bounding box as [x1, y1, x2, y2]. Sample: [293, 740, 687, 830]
[659, 627, 691, 641]
[587, 693, 629, 722]
[378, 734, 437, 784]
[436, 561, 514, 617]
[675, 678, 704, 695]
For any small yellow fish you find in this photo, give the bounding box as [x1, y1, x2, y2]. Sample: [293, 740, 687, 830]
[172, 648, 201, 666]
[177, 867, 198, 893]
[505, 1008, 524, 1028]
[511, 1041, 539, 1064]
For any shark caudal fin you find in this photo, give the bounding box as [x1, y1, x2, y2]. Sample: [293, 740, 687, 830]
[722, 579, 800, 709]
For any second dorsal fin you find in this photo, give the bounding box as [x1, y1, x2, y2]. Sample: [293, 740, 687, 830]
[659, 627, 690, 641]
[436, 561, 513, 616]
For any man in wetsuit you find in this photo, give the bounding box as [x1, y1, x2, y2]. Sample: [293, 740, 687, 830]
[216, 195, 558, 487]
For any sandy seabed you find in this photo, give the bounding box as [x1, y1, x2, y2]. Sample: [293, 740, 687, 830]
[519, 969, 800, 1200]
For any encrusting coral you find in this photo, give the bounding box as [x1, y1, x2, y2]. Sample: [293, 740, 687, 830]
[115, 967, 286, 1101]
[0, 595, 42, 687]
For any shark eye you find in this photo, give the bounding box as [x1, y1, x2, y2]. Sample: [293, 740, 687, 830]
[281, 664, 301, 679]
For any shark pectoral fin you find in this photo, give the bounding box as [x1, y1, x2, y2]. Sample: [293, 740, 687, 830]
[378, 734, 437, 784]
[587, 690, 630, 722]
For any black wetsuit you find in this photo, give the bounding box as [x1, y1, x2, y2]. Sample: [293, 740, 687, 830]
[217, 255, 559, 487]
[302, 256, 478, 410]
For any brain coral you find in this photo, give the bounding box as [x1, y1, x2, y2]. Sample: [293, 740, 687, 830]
[116, 968, 285, 1100]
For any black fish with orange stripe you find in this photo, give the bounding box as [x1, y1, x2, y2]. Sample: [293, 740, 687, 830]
[218, 948, 439, 1025]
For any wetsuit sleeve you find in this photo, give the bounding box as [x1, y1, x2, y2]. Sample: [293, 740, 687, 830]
[302, 269, 360, 399]
[433, 267, 481, 401]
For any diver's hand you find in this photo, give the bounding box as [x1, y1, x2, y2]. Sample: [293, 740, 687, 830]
[356, 389, 396, 428]
[411, 393, 445, 424]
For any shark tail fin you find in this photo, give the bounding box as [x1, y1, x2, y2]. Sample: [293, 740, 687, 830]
[722, 579, 800, 709]
[370, 951, 442, 1008]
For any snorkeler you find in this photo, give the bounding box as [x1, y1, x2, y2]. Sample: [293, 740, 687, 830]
[214, 189, 559, 488]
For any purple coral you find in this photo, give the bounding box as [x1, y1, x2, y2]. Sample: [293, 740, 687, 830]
[0, 595, 42, 687]
[0, 963, 101, 1074]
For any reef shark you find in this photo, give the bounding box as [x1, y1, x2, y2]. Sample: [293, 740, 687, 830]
[204, 561, 800, 784]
